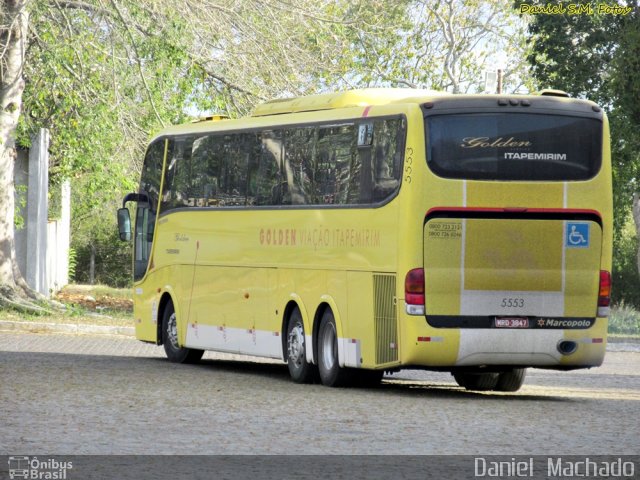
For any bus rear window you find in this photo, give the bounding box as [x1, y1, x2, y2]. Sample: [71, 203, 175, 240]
[426, 114, 602, 181]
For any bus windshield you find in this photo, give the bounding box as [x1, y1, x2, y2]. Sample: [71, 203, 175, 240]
[426, 113, 602, 181]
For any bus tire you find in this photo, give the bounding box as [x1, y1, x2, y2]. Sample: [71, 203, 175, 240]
[495, 368, 527, 392]
[453, 372, 498, 391]
[317, 309, 352, 387]
[162, 301, 204, 364]
[286, 308, 318, 383]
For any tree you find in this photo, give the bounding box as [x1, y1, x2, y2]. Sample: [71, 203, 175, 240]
[314, 0, 532, 94]
[2, 0, 358, 308]
[2, 0, 534, 308]
[0, 0, 37, 310]
[521, 0, 640, 306]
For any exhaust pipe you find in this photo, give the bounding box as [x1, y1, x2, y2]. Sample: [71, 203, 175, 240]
[557, 340, 578, 355]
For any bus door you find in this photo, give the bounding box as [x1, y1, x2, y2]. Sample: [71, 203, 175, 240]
[131, 139, 165, 282]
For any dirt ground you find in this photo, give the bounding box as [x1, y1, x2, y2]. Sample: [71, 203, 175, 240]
[54, 285, 133, 312]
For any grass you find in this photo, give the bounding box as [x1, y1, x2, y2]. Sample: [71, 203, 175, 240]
[609, 303, 640, 337]
[61, 284, 132, 300]
[2, 284, 640, 337]
[0, 284, 133, 328]
[0, 309, 132, 327]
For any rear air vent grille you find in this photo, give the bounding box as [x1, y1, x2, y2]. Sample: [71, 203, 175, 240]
[373, 274, 398, 364]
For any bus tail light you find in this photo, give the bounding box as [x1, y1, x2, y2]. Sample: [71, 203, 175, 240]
[597, 270, 611, 317]
[405, 268, 425, 315]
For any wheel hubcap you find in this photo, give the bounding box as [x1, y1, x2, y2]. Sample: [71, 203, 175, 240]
[321, 322, 336, 370]
[166, 313, 179, 349]
[288, 323, 305, 367]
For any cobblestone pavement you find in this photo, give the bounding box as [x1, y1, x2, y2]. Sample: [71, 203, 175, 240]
[1, 332, 639, 455]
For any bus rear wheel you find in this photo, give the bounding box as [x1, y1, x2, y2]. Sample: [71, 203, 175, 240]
[453, 372, 498, 391]
[286, 308, 318, 383]
[162, 301, 204, 364]
[495, 368, 527, 392]
[317, 309, 352, 387]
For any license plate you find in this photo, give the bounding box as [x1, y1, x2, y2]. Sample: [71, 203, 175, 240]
[495, 317, 529, 328]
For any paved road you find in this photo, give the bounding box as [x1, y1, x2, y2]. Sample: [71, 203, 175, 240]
[1, 332, 639, 455]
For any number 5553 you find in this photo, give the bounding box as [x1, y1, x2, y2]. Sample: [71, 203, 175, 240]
[501, 298, 524, 308]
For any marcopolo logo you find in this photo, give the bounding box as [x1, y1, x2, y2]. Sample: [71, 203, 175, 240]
[537, 318, 594, 329]
[8, 457, 73, 479]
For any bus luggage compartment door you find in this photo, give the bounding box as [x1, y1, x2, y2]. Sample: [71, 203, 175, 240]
[423, 215, 602, 324]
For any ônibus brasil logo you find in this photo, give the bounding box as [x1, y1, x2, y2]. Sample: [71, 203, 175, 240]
[8, 457, 73, 480]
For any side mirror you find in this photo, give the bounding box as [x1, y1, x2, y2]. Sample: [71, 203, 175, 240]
[122, 192, 148, 205]
[117, 208, 132, 241]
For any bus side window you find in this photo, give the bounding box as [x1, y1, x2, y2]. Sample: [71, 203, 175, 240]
[156, 117, 405, 212]
[161, 137, 193, 212]
[222, 134, 249, 206]
[371, 118, 403, 201]
[186, 132, 257, 207]
[283, 127, 314, 205]
[192, 134, 224, 206]
[253, 130, 282, 206]
[357, 131, 374, 204]
[190, 136, 207, 206]
[317, 124, 354, 205]
[244, 133, 260, 206]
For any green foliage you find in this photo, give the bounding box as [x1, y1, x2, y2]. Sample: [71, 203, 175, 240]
[14, 184, 27, 229]
[521, 0, 640, 308]
[73, 228, 132, 288]
[612, 220, 640, 308]
[67, 247, 77, 282]
[520, 0, 618, 103]
[315, 0, 531, 94]
[13, 1, 532, 288]
[609, 5, 640, 126]
[609, 304, 640, 336]
[17, 1, 208, 287]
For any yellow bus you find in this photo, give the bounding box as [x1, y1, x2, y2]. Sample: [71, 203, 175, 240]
[117, 88, 612, 391]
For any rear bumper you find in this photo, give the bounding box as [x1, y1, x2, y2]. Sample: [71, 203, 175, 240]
[400, 315, 607, 370]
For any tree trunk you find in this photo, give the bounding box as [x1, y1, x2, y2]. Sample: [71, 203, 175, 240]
[89, 243, 95, 285]
[0, 1, 44, 309]
[633, 193, 640, 278]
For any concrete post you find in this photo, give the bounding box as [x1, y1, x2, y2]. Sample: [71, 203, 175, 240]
[14, 150, 28, 279]
[59, 180, 71, 287]
[26, 128, 49, 297]
[47, 180, 71, 291]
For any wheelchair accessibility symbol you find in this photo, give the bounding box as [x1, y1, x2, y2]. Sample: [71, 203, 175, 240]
[566, 222, 590, 248]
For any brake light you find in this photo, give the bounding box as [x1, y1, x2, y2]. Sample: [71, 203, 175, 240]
[597, 270, 611, 317]
[405, 268, 425, 315]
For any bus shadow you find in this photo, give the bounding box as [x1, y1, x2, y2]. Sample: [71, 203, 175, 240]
[2, 349, 579, 403]
[375, 379, 578, 402]
[197, 357, 291, 379]
[142, 355, 293, 383]
[156, 356, 578, 402]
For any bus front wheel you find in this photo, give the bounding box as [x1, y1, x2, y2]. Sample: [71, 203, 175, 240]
[286, 308, 318, 383]
[317, 309, 352, 387]
[162, 301, 204, 364]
